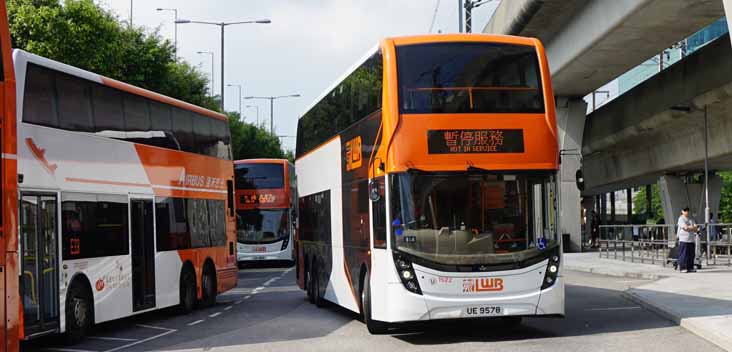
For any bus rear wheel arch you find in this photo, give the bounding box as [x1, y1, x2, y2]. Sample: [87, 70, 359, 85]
[65, 275, 94, 345]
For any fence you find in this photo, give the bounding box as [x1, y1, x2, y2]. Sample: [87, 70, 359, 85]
[598, 223, 732, 266]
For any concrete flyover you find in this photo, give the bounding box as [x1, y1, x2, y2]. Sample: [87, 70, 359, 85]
[484, 0, 724, 96]
[582, 34, 732, 196]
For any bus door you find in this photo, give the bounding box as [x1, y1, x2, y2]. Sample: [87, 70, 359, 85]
[130, 197, 155, 311]
[19, 193, 59, 337]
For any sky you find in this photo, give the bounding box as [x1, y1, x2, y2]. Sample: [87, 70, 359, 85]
[96, 0, 500, 151]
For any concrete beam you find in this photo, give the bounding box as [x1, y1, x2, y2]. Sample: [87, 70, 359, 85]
[582, 35, 732, 195]
[557, 97, 587, 252]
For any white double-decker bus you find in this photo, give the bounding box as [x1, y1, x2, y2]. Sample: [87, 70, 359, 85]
[295, 34, 563, 333]
[14, 49, 238, 343]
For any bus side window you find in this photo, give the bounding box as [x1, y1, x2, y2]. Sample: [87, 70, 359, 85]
[371, 176, 386, 249]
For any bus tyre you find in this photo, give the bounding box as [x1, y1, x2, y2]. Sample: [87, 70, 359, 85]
[179, 268, 196, 313]
[361, 272, 389, 334]
[313, 263, 326, 308]
[201, 265, 217, 308]
[65, 282, 92, 345]
[306, 263, 315, 304]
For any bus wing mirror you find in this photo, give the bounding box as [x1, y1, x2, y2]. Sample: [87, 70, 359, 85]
[368, 179, 381, 202]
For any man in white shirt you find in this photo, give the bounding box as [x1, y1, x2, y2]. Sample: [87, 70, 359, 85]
[677, 207, 698, 273]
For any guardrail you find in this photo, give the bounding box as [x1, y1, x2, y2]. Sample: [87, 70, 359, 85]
[598, 223, 732, 267]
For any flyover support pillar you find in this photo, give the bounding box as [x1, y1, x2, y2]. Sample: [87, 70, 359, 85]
[658, 175, 722, 234]
[724, 0, 732, 46]
[556, 97, 587, 252]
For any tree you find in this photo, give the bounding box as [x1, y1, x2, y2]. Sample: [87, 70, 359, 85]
[8, 0, 289, 159]
[633, 184, 664, 222]
[227, 113, 289, 160]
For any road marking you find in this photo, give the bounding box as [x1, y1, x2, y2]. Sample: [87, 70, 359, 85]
[617, 280, 649, 283]
[225, 306, 233, 310]
[255, 286, 265, 291]
[209, 312, 222, 318]
[585, 306, 642, 311]
[46, 348, 95, 352]
[244, 295, 252, 299]
[187, 320, 205, 326]
[235, 299, 244, 304]
[263, 278, 279, 286]
[87, 336, 138, 342]
[104, 325, 177, 352]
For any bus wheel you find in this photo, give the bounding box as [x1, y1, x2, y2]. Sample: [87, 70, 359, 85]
[65, 282, 92, 344]
[306, 262, 315, 304]
[201, 264, 217, 307]
[361, 271, 389, 334]
[179, 268, 196, 313]
[312, 263, 326, 308]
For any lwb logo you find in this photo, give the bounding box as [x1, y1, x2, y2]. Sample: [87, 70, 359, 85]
[345, 136, 362, 171]
[463, 278, 504, 293]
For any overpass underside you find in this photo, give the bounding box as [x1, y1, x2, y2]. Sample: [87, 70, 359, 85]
[582, 34, 732, 196]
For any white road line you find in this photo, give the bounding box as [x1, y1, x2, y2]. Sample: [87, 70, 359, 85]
[225, 306, 233, 310]
[87, 336, 138, 342]
[46, 348, 96, 352]
[263, 278, 278, 286]
[209, 312, 222, 318]
[104, 326, 177, 352]
[255, 286, 265, 290]
[187, 320, 205, 326]
[235, 300, 244, 304]
[585, 306, 642, 311]
[244, 295, 252, 299]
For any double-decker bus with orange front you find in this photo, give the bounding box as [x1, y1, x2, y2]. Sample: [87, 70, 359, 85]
[3, 46, 238, 346]
[234, 159, 296, 265]
[295, 34, 562, 334]
[0, 2, 18, 351]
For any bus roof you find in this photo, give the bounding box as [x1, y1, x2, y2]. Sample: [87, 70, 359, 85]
[387, 33, 539, 47]
[13, 49, 227, 121]
[234, 158, 291, 166]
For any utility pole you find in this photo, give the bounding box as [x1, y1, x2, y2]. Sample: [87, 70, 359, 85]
[458, 0, 464, 33]
[129, 0, 133, 27]
[463, 0, 497, 33]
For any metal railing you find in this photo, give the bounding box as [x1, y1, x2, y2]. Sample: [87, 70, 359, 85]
[598, 223, 732, 266]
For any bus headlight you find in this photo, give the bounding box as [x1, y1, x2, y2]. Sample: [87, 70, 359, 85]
[541, 248, 561, 290]
[393, 251, 422, 295]
[281, 234, 290, 251]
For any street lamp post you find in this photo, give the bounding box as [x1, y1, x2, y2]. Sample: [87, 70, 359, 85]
[176, 18, 271, 111]
[464, 0, 498, 33]
[246, 105, 259, 125]
[244, 95, 300, 135]
[157, 8, 178, 60]
[197, 51, 214, 98]
[227, 84, 242, 118]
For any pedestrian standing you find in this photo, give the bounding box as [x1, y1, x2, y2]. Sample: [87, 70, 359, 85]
[591, 211, 600, 248]
[677, 207, 698, 273]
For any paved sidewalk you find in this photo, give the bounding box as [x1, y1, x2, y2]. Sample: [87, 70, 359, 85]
[565, 253, 732, 351]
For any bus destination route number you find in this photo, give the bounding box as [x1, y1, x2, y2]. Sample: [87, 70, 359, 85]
[427, 129, 524, 154]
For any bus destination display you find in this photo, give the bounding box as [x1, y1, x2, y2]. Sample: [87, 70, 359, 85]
[427, 129, 524, 154]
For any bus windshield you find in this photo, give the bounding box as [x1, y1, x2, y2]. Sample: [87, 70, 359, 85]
[235, 163, 285, 190]
[236, 209, 288, 244]
[389, 172, 556, 265]
[397, 42, 544, 114]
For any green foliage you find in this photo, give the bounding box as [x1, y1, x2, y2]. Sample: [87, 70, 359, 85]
[227, 113, 289, 161]
[633, 184, 664, 221]
[8, 0, 288, 159]
[717, 171, 732, 223]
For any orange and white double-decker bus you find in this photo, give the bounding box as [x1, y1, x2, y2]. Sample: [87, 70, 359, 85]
[0, 2, 18, 351]
[234, 159, 296, 264]
[296, 34, 561, 334]
[1, 36, 238, 348]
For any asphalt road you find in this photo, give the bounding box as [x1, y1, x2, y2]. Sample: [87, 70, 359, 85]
[23, 265, 723, 352]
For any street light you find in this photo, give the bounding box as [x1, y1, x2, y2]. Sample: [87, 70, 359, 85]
[463, 0, 499, 33]
[176, 18, 271, 111]
[227, 84, 243, 118]
[246, 105, 259, 125]
[244, 95, 300, 135]
[197, 51, 215, 98]
[156, 8, 178, 60]
[671, 104, 711, 264]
